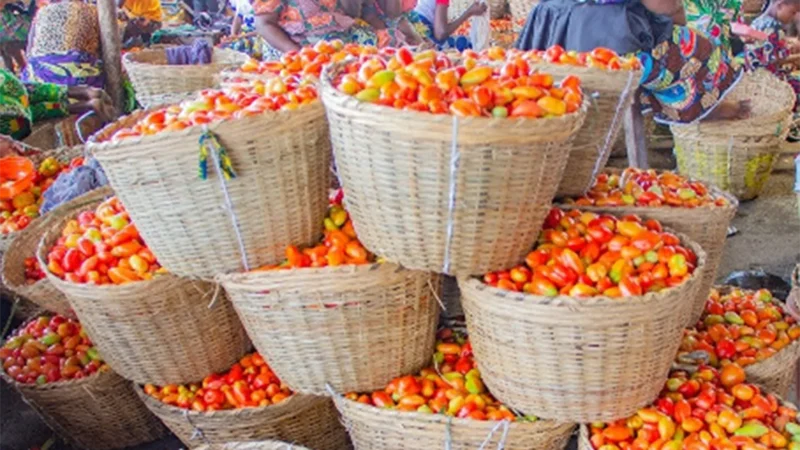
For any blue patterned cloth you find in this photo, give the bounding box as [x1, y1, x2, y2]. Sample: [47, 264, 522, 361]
[406, 10, 473, 51]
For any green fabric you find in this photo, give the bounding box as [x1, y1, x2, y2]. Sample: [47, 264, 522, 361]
[0, 68, 68, 139]
[683, 0, 741, 57]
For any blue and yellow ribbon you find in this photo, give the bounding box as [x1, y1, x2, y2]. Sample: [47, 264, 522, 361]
[198, 130, 237, 181]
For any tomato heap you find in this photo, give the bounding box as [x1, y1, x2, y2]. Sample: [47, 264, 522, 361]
[484, 208, 697, 297]
[144, 352, 292, 412]
[678, 288, 800, 368]
[589, 363, 800, 450]
[1, 156, 84, 235]
[475, 45, 641, 71]
[336, 48, 583, 118]
[45, 196, 165, 285]
[24, 256, 45, 284]
[345, 328, 536, 422]
[256, 189, 373, 270]
[1, 315, 105, 385]
[564, 169, 729, 208]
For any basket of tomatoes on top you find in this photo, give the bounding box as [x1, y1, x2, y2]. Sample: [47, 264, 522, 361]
[336, 327, 575, 450]
[460, 207, 706, 422]
[219, 189, 439, 395]
[136, 352, 350, 450]
[677, 287, 800, 397]
[0, 314, 165, 450]
[560, 168, 738, 326]
[35, 188, 249, 385]
[472, 45, 642, 197]
[321, 46, 588, 275]
[90, 45, 333, 279]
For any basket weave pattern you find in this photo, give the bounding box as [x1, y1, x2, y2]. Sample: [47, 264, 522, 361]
[36, 189, 251, 384]
[220, 263, 439, 394]
[508, 0, 538, 24]
[459, 236, 706, 422]
[2, 369, 165, 450]
[89, 104, 331, 278]
[137, 388, 351, 450]
[321, 63, 586, 275]
[196, 442, 311, 450]
[124, 48, 249, 108]
[335, 395, 575, 450]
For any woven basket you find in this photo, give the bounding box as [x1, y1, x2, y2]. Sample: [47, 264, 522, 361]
[671, 70, 794, 200]
[334, 395, 575, 450]
[742, 0, 765, 13]
[459, 233, 706, 422]
[35, 188, 251, 384]
[541, 67, 641, 198]
[136, 388, 350, 449]
[1, 368, 165, 450]
[2, 189, 109, 317]
[321, 62, 586, 276]
[196, 442, 311, 450]
[123, 47, 249, 108]
[558, 176, 738, 327]
[448, 0, 506, 20]
[219, 263, 439, 394]
[508, 0, 538, 24]
[88, 103, 331, 279]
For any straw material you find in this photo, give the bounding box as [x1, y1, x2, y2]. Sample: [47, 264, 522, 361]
[540, 66, 641, 198]
[136, 387, 351, 450]
[321, 62, 586, 276]
[459, 234, 706, 422]
[1, 368, 165, 450]
[123, 47, 249, 108]
[508, 0, 538, 24]
[742, 0, 765, 13]
[671, 70, 794, 200]
[2, 190, 109, 316]
[334, 395, 575, 450]
[448, 0, 506, 20]
[195, 442, 311, 450]
[440, 275, 463, 318]
[219, 263, 439, 394]
[558, 176, 738, 327]
[36, 188, 251, 384]
[88, 103, 331, 279]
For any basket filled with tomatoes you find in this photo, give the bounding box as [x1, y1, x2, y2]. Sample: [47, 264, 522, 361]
[88, 71, 330, 279]
[678, 287, 800, 397]
[580, 363, 800, 450]
[334, 328, 575, 450]
[460, 208, 706, 422]
[195, 443, 311, 450]
[1, 314, 166, 449]
[135, 352, 351, 450]
[219, 190, 439, 395]
[320, 49, 588, 275]
[123, 47, 248, 108]
[560, 168, 738, 326]
[35, 188, 250, 385]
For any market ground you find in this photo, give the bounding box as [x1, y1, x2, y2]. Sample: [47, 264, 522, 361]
[1, 161, 798, 450]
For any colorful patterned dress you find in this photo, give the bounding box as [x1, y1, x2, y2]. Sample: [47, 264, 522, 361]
[682, 0, 741, 56]
[0, 68, 68, 140]
[745, 14, 800, 111]
[405, 0, 472, 51]
[0, 4, 31, 44]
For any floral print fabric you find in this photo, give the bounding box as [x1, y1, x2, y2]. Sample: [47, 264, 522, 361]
[683, 0, 741, 55]
[745, 14, 800, 111]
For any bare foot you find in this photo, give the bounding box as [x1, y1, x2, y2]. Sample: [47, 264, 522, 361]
[704, 100, 751, 121]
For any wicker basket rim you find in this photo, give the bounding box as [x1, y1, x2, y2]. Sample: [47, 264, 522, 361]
[217, 261, 404, 287]
[557, 186, 739, 213]
[122, 47, 245, 66]
[460, 230, 707, 308]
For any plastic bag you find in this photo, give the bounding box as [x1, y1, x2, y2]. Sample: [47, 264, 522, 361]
[470, 0, 490, 51]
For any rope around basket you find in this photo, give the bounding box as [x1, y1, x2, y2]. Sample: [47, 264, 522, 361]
[592, 71, 637, 179]
[184, 408, 212, 444]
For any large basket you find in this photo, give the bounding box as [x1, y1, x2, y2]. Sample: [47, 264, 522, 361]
[36, 188, 251, 384]
[742, 0, 765, 13]
[2, 190, 109, 316]
[321, 62, 586, 276]
[123, 47, 249, 108]
[1, 368, 165, 450]
[558, 176, 738, 326]
[508, 0, 538, 24]
[459, 234, 706, 422]
[544, 67, 641, 198]
[88, 103, 331, 279]
[448, 0, 506, 19]
[136, 388, 350, 450]
[196, 442, 311, 450]
[671, 70, 794, 200]
[219, 263, 439, 394]
[334, 394, 575, 450]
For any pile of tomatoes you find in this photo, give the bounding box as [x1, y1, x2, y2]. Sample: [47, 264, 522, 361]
[0, 156, 84, 235]
[484, 208, 697, 297]
[256, 189, 373, 270]
[677, 288, 800, 368]
[564, 169, 729, 208]
[589, 363, 800, 450]
[144, 352, 292, 412]
[45, 196, 165, 285]
[24, 256, 45, 284]
[345, 328, 535, 422]
[1, 315, 105, 385]
[336, 48, 583, 118]
[475, 45, 642, 71]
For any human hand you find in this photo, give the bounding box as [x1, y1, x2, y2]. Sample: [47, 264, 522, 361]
[467, 0, 487, 17]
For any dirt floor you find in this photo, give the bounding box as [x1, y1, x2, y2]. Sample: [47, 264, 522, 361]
[1, 161, 798, 450]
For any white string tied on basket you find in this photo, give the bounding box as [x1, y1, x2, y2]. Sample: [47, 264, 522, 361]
[183, 408, 210, 444]
[444, 415, 453, 450]
[200, 126, 251, 272]
[442, 116, 461, 275]
[478, 419, 511, 450]
[592, 70, 637, 179]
